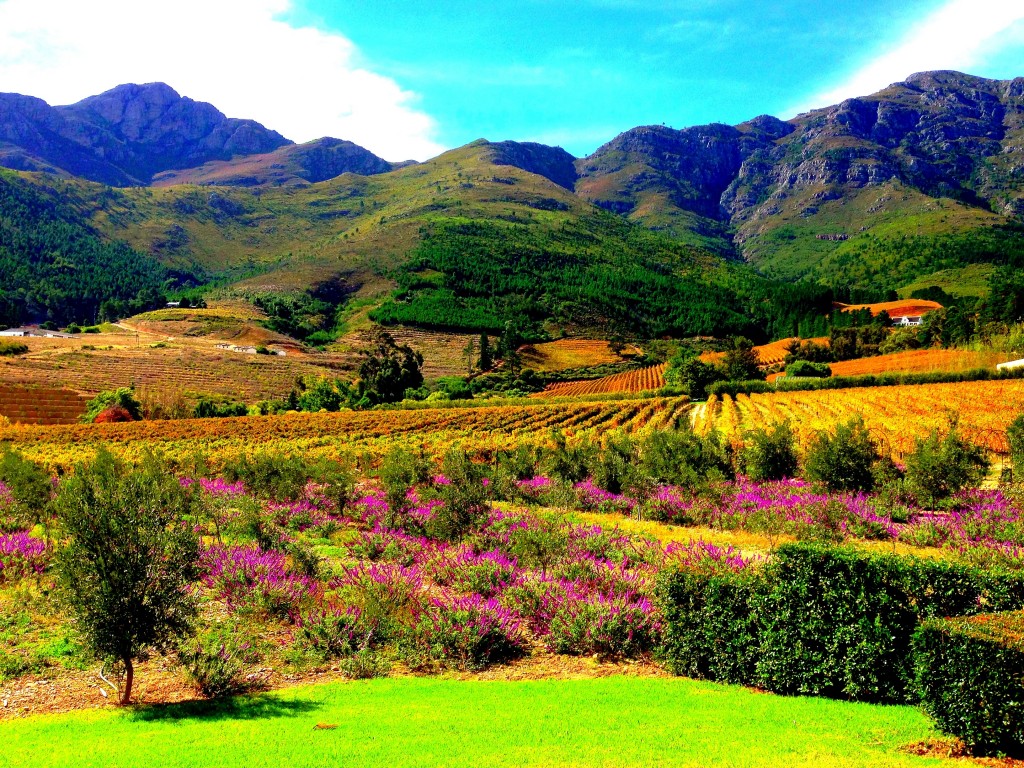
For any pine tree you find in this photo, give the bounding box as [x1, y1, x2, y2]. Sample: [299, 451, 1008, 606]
[478, 333, 492, 371]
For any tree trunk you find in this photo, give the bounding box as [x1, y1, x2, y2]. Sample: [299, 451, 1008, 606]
[120, 657, 134, 706]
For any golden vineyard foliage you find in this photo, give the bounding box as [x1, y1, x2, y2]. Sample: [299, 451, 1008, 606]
[693, 379, 1024, 457]
[0, 396, 692, 470]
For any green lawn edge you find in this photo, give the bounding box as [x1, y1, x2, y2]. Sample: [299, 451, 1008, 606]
[1, 676, 944, 768]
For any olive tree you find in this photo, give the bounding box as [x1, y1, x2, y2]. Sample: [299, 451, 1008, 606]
[54, 450, 200, 705]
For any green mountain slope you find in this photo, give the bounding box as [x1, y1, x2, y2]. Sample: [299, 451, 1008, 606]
[24, 139, 758, 339]
[0, 171, 180, 326]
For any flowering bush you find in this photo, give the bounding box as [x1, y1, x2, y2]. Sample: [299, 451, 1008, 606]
[203, 545, 316, 621]
[574, 479, 636, 514]
[547, 591, 661, 658]
[662, 539, 757, 574]
[337, 563, 425, 641]
[0, 531, 48, 581]
[411, 594, 526, 670]
[427, 548, 520, 598]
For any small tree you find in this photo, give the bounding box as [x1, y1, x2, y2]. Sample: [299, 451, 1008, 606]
[81, 387, 143, 423]
[0, 450, 53, 536]
[462, 337, 477, 376]
[358, 330, 424, 404]
[673, 358, 726, 400]
[722, 337, 764, 382]
[904, 422, 988, 508]
[1007, 413, 1024, 481]
[740, 422, 799, 482]
[803, 418, 880, 493]
[53, 450, 201, 705]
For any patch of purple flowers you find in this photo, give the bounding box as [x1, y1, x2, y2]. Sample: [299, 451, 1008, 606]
[0, 531, 48, 580]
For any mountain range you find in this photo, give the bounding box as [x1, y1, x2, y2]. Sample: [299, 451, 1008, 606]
[1, 72, 1022, 338]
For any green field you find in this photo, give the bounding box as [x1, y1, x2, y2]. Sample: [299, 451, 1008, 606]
[1, 677, 944, 768]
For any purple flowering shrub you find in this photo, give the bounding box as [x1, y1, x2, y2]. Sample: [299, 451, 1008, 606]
[202, 545, 317, 621]
[574, 479, 636, 514]
[662, 539, 759, 574]
[335, 562, 426, 641]
[0, 531, 48, 581]
[411, 594, 526, 670]
[427, 548, 520, 598]
[550, 555, 651, 596]
[547, 591, 661, 658]
[349, 525, 432, 566]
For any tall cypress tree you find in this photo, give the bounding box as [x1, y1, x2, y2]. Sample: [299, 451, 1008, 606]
[478, 332, 492, 371]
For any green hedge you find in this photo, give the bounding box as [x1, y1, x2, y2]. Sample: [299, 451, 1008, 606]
[656, 543, 1024, 704]
[914, 612, 1024, 755]
[659, 570, 759, 685]
[706, 366, 1024, 398]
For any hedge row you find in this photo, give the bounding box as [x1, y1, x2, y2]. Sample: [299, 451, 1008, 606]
[706, 366, 1024, 398]
[914, 612, 1024, 755]
[657, 543, 1024, 704]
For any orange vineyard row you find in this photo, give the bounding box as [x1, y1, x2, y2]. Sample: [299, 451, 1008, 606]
[540, 364, 668, 397]
[693, 379, 1024, 457]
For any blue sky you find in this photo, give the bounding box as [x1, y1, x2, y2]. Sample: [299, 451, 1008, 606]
[0, 0, 1021, 160]
[284, 0, 1024, 156]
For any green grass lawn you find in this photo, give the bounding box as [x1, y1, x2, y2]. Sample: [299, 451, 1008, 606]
[1, 676, 945, 768]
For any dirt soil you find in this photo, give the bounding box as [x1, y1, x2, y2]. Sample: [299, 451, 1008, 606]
[0, 647, 666, 720]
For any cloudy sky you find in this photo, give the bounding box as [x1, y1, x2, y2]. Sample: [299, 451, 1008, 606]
[0, 0, 1021, 161]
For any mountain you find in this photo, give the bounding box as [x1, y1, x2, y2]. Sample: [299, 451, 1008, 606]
[0, 83, 291, 185]
[577, 71, 1024, 293]
[3, 72, 1024, 339]
[151, 137, 399, 188]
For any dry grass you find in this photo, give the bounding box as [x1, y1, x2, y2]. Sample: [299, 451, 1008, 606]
[836, 299, 943, 317]
[520, 339, 633, 372]
[828, 349, 1004, 377]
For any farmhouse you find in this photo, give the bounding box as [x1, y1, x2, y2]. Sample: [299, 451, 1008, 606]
[0, 327, 74, 339]
[891, 315, 923, 327]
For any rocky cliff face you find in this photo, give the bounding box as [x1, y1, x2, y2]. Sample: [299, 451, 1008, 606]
[577, 71, 1024, 258]
[0, 83, 291, 184]
[487, 140, 578, 190]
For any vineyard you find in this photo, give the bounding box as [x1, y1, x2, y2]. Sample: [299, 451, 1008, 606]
[540, 363, 668, 397]
[0, 396, 692, 469]
[693, 378, 1024, 458]
[0, 385, 87, 425]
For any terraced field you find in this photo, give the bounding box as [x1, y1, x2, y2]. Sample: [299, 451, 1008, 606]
[0, 385, 87, 425]
[540, 363, 668, 397]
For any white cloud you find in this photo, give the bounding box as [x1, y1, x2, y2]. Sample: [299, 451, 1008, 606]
[0, 0, 445, 161]
[796, 0, 1024, 112]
